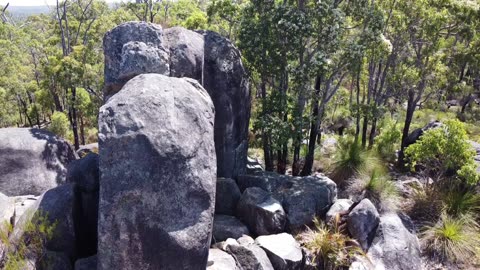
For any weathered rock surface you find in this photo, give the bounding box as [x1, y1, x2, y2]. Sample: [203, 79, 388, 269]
[367, 213, 422, 270]
[247, 157, 264, 174]
[213, 215, 250, 243]
[0, 192, 14, 227]
[237, 187, 286, 236]
[215, 178, 241, 215]
[97, 74, 216, 270]
[326, 199, 354, 223]
[255, 233, 304, 270]
[237, 171, 290, 193]
[273, 176, 337, 231]
[103, 22, 168, 98]
[347, 199, 380, 250]
[226, 241, 274, 270]
[103, 22, 250, 179]
[74, 255, 97, 270]
[66, 153, 99, 257]
[0, 128, 76, 196]
[207, 249, 239, 270]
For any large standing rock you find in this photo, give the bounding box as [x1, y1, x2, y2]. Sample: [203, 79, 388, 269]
[237, 171, 291, 193]
[255, 233, 304, 270]
[0, 128, 77, 196]
[66, 153, 99, 258]
[367, 213, 422, 270]
[237, 187, 286, 236]
[347, 199, 380, 250]
[215, 178, 241, 215]
[103, 22, 169, 98]
[213, 215, 250, 242]
[207, 249, 239, 270]
[103, 22, 250, 179]
[97, 74, 216, 270]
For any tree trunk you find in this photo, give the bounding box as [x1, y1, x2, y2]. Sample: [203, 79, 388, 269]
[368, 116, 377, 149]
[301, 76, 321, 176]
[355, 70, 361, 141]
[80, 114, 86, 145]
[71, 87, 80, 150]
[260, 80, 274, 171]
[398, 91, 415, 168]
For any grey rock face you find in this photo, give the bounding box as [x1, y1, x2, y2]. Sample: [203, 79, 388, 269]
[213, 215, 250, 242]
[97, 74, 216, 270]
[0, 128, 76, 196]
[226, 242, 274, 270]
[103, 22, 250, 179]
[255, 233, 304, 270]
[13, 184, 77, 260]
[274, 176, 337, 231]
[66, 153, 99, 258]
[0, 192, 14, 227]
[74, 255, 97, 270]
[103, 22, 168, 98]
[237, 187, 286, 236]
[237, 171, 291, 193]
[325, 199, 354, 223]
[207, 249, 239, 270]
[247, 157, 264, 174]
[347, 199, 380, 250]
[367, 213, 422, 270]
[215, 178, 241, 215]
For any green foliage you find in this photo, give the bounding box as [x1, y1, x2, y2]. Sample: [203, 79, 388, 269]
[49, 111, 70, 138]
[405, 119, 479, 185]
[298, 218, 365, 270]
[421, 212, 480, 263]
[0, 210, 57, 270]
[374, 118, 402, 161]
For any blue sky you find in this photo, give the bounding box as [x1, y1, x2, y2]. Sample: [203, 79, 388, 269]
[1, 0, 124, 6]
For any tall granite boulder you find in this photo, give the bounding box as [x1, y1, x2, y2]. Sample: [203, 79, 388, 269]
[97, 74, 216, 270]
[103, 22, 250, 178]
[0, 128, 77, 196]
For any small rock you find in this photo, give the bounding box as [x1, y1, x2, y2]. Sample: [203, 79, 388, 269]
[213, 215, 250, 242]
[207, 249, 239, 270]
[226, 242, 274, 270]
[255, 233, 303, 270]
[215, 178, 241, 215]
[237, 235, 255, 245]
[74, 255, 98, 270]
[347, 199, 380, 250]
[237, 187, 286, 235]
[326, 199, 353, 223]
[247, 157, 264, 174]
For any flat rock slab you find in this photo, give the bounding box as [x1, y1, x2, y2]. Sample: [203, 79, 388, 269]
[0, 128, 77, 196]
[255, 233, 304, 270]
[207, 249, 239, 270]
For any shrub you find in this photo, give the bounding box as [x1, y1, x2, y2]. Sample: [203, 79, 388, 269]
[330, 138, 379, 186]
[349, 170, 399, 212]
[443, 189, 480, 219]
[298, 218, 365, 270]
[374, 119, 401, 161]
[0, 210, 57, 270]
[404, 119, 479, 185]
[49, 112, 70, 139]
[421, 213, 480, 263]
[406, 188, 443, 224]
